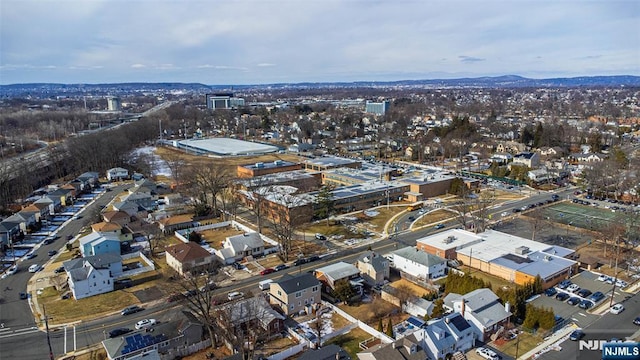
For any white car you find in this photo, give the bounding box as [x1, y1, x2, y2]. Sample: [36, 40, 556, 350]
[567, 284, 580, 293]
[6, 265, 18, 275]
[28, 264, 41, 273]
[134, 318, 157, 330]
[227, 291, 244, 301]
[610, 304, 625, 315]
[615, 280, 627, 288]
[476, 347, 499, 360]
[597, 274, 609, 282]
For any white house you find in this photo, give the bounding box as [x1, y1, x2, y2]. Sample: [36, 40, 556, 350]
[443, 288, 512, 342]
[106, 167, 129, 181]
[512, 152, 540, 168]
[63, 253, 123, 300]
[215, 232, 265, 264]
[413, 313, 476, 360]
[392, 247, 447, 280]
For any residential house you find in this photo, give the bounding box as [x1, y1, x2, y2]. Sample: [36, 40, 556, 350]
[120, 192, 156, 211]
[269, 273, 321, 315]
[79, 232, 122, 257]
[357, 334, 427, 360]
[569, 153, 606, 163]
[106, 167, 129, 181]
[102, 310, 203, 360]
[102, 210, 132, 226]
[34, 196, 59, 215]
[392, 247, 447, 281]
[4, 212, 36, 232]
[412, 313, 476, 360]
[214, 296, 285, 351]
[356, 251, 389, 286]
[443, 288, 512, 342]
[21, 204, 46, 222]
[112, 201, 145, 217]
[91, 222, 131, 240]
[0, 220, 21, 247]
[64, 253, 123, 300]
[215, 232, 265, 264]
[512, 152, 540, 168]
[538, 146, 564, 158]
[489, 153, 513, 165]
[315, 262, 365, 295]
[165, 242, 216, 277]
[77, 172, 100, 190]
[47, 187, 75, 206]
[156, 214, 194, 233]
[299, 345, 351, 360]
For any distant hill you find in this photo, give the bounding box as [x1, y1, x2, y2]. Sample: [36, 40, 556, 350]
[1, 75, 639, 97]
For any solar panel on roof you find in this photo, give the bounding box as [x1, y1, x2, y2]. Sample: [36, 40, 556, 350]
[407, 316, 425, 328]
[449, 315, 471, 331]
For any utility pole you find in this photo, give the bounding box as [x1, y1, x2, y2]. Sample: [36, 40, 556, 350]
[43, 305, 55, 360]
[609, 238, 621, 308]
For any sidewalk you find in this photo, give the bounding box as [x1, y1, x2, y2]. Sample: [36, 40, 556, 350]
[519, 324, 578, 360]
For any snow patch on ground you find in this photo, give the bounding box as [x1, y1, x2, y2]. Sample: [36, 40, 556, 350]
[131, 146, 172, 178]
[298, 310, 336, 339]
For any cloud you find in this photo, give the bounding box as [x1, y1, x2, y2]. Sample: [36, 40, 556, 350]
[257, 63, 276, 67]
[130, 64, 146, 69]
[459, 56, 486, 63]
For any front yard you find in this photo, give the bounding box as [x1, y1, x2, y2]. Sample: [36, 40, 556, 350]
[338, 297, 407, 328]
[492, 331, 543, 358]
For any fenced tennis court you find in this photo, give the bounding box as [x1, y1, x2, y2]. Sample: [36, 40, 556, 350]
[534, 202, 632, 231]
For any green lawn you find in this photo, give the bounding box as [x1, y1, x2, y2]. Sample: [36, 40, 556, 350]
[325, 328, 371, 359]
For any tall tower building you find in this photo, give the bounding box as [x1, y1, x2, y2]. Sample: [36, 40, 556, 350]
[107, 97, 122, 111]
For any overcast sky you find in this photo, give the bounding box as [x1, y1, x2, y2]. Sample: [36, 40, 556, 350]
[1, 0, 638, 85]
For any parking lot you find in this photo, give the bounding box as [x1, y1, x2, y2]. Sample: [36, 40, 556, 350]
[531, 270, 628, 329]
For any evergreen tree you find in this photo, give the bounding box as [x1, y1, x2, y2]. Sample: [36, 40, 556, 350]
[314, 183, 336, 225]
[431, 298, 445, 318]
[386, 318, 394, 337]
[377, 318, 384, 332]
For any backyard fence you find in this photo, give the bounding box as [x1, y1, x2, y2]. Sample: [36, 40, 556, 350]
[323, 301, 394, 344]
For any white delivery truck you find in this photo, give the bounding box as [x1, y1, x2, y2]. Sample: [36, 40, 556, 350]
[258, 279, 273, 291]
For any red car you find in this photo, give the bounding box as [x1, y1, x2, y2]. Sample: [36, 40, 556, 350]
[260, 268, 275, 275]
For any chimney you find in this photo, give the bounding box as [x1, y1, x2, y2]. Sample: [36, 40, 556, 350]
[505, 301, 511, 314]
[460, 297, 466, 316]
[445, 316, 450, 324]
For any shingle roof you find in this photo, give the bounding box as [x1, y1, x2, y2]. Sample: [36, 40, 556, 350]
[315, 262, 360, 282]
[359, 335, 426, 360]
[226, 233, 263, 253]
[64, 253, 121, 271]
[275, 273, 320, 294]
[298, 344, 351, 360]
[166, 242, 213, 263]
[393, 247, 446, 267]
[358, 251, 388, 272]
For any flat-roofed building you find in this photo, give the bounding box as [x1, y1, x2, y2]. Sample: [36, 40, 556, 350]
[416, 229, 484, 260]
[455, 229, 577, 288]
[399, 171, 457, 202]
[303, 156, 361, 172]
[237, 160, 302, 178]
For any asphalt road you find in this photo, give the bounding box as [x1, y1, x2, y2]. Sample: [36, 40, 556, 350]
[0, 183, 129, 360]
[0, 185, 592, 360]
[539, 291, 640, 360]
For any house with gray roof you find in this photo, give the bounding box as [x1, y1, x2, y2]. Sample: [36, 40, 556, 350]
[412, 313, 476, 360]
[214, 296, 285, 351]
[0, 220, 21, 247]
[443, 288, 511, 342]
[356, 251, 389, 286]
[215, 232, 265, 264]
[357, 334, 426, 360]
[315, 261, 365, 294]
[79, 232, 122, 257]
[270, 272, 321, 315]
[392, 246, 447, 281]
[64, 253, 122, 300]
[102, 310, 202, 360]
[299, 344, 351, 360]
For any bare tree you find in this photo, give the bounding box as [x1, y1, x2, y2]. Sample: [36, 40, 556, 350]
[309, 306, 331, 348]
[164, 150, 187, 190]
[243, 177, 273, 233]
[269, 191, 310, 262]
[167, 262, 223, 350]
[186, 162, 231, 215]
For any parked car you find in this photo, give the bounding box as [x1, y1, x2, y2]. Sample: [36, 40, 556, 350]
[569, 329, 585, 341]
[274, 264, 289, 272]
[557, 280, 572, 289]
[434, 224, 445, 229]
[578, 300, 593, 309]
[54, 266, 65, 274]
[47, 250, 57, 257]
[576, 289, 592, 298]
[260, 268, 275, 275]
[610, 303, 625, 314]
[134, 319, 157, 330]
[307, 255, 321, 262]
[597, 274, 610, 282]
[567, 284, 580, 293]
[615, 280, 628, 288]
[19, 292, 29, 300]
[544, 287, 557, 297]
[5, 265, 18, 276]
[227, 291, 244, 301]
[25, 252, 37, 260]
[556, 293, 570, 301]
[567, 297, 581, 306]
[315, 233, 327, 241]
[634, 317, 640, 326]
[293, 258, 308, 266]
[109, 328, 132, 338]
[121, 305, 144, 316]
[589, 291, 605, 302]
[475, 347, 499, 360]
[61, 293, 72, 300]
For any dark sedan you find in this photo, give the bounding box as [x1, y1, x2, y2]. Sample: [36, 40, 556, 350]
[556, 293, 570, 301]
[108, 328, 132, 338]
[567, 297, 581, 306]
